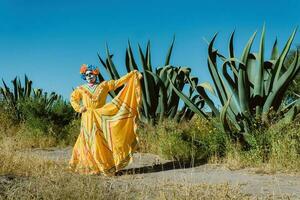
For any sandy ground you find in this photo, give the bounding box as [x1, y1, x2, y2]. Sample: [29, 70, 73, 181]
[15, 147, 300, 199]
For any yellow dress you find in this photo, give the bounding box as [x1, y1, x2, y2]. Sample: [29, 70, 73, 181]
[69, 71, 141, 175]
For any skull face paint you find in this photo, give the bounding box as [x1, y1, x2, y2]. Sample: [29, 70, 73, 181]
[85, 70, 96, 84]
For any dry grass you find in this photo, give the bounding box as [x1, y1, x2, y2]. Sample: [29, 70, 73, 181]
[0, 175, 250, 200]
[215, 120, 300, 174]
[0, 110, 299, 199]
[0, 138, 252, 200]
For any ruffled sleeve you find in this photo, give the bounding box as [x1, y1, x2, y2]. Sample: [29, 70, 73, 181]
[70, 88, 82, 113]
[106, 71, 135, 91]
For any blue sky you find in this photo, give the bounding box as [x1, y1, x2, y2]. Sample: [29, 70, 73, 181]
[0, 0, 299, 101]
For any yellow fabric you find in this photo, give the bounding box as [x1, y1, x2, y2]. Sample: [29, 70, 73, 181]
[69, 71, 141, 175]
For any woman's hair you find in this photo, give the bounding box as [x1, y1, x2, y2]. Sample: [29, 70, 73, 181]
[80, 64, 100, 80]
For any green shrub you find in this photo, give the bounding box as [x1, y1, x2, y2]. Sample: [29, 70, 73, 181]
[223, 117, 300, 171]
[138, 116, 227, 162]
[0, 102, 17, 137]
[267, 120, 300, 170]
[0, 76, 77, 145]
[18, 98, 75, 140]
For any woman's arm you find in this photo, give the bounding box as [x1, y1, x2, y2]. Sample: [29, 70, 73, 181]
[106, 70, 137, 91]
[70, 88, 83, 113]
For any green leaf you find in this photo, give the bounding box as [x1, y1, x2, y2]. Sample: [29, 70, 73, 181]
[165, 36, 175, 66]
[167, 73, 208, 119]
[146, 41, 152, 71]
[274, 28, 297, 83]
[105, 44, 120, 79]
[253, 25, 265, 117]
[271, 38, 279, 60]
[127, 41, 138, 71]
[220, 94, 232, 132]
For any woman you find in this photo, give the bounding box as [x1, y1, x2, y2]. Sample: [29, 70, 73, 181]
[69, 64, 142, 176]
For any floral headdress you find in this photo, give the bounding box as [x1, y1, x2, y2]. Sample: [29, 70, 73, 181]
[80, 64, 99, 80]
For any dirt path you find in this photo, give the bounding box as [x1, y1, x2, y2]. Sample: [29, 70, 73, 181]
[24, 147, 300, 199]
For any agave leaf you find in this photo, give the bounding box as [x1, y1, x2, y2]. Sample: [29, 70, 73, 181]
[105, 45, 120, 79]
[282, 99, 300, 122]
[253, 25, 265, 117]
[208, 33, 228, 105]
[146, 70, 168, 121]
[167, 71, 182, 118]
[97, 53, 107, 68]
[264, 49, 300, 112]
[125, 50, 131, 73]
[97, 54, 117, 97]
[25, 75, 32, 98]
[17, 77, 23, 99]
[228, 31, 238, 86]
[240, 31, 257, 63]
[222, 58, 239, 90]
[238, 31, 257, 115]
[141, 68, 157, 115]
[175, 103, 188, 122]
[190, 77, 199, 88]
[159, 65, 172, 84]
[245, 53, 257, 93]
[12, 77, 19, 103]
[138, 44, 147, 68]
[219, 60, 243, 116]
[98, 53, 115, 80]
[271, 38, 279, 60]
[97, 73, 105, 83]
[127, 41, 138, 71]
[146, 41, 152, 72]
[196, 85, 219, 117]
[137, 43, 158, 116]
[167, 73, 208, 119]
[165, 36, 175, 66]
[0, 88, 6, 101]
[181, 96, 204, 121]
[263, 60, 274, 96]
[220, 94, 233, 132]
[186, 76, 198, 99]
[274, 28, 297, 83]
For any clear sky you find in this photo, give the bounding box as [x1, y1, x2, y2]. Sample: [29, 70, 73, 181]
[0, 0, 299, 100]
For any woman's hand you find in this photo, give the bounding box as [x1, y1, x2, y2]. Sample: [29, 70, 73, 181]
[133, 70, 143, 79]
[138, 72, 143, 79]
[79, 106, 87, 113]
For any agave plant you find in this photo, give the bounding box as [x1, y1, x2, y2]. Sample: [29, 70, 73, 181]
[0, 75, 32, 120]
[97, 39, 218, 124]
[206, 26, 300, 134]
[0, 75, 60, 121]
[284, 45, 300, 103]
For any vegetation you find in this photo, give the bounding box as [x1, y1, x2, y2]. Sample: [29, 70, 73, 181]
[138, 116, 226, 162]
[223, 117, 300, 171]
[285, 45, 300, 102]
[97, 40, 217, 125]
[205, 27, 300, 140]
[0, 76, 76, 146]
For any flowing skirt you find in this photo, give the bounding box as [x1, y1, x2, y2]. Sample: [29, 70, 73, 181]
[69, 74, 141, 175]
